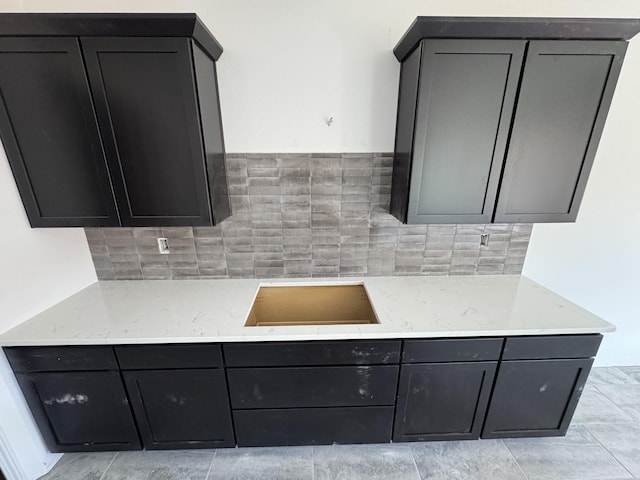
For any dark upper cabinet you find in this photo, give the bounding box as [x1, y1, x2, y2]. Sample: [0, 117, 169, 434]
[392, 40, 525, 224]
[391, 17, 640, 224]
[0, 14, 230, 227]
[0, 37, 119, 227]
[494, 41, 626, 222]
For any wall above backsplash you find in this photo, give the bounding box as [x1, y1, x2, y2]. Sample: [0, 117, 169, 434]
[85, 153, 531, 280]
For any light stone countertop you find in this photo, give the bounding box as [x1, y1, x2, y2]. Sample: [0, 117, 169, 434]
[0, 275, 614, 346]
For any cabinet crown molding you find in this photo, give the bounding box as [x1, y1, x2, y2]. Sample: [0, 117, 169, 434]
[394, 16, 640, 61]
[0, 13, 222, 60]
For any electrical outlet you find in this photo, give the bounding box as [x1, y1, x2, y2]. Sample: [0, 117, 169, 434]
[157, 237, 170, 254]
[480, 234, 489, 247]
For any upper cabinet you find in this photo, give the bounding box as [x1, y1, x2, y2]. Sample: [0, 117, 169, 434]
[0, 14, 230, 227]
[390, 17, 640, 224]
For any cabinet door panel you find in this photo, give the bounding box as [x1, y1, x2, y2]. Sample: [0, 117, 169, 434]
[393, 362, 497, 442]
[81, 37, 211, 226]
[123, 369, 234, 449]
[482, 358, 593, 438]
[407, 40, 525, 224]
[0, 37, 118, 227]
[495, 41, 627, 222]
[15, 371, 140, 452]
[228, 365, 399, 409]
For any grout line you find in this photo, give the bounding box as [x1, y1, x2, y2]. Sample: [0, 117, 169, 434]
[407, 444, 424, 480]
[584, 423, 637, 479]
[97, 451, 119, 480]
[502, 439, 532, 480]
[204, 449, 218, 480]
[311, 445, 315, 480]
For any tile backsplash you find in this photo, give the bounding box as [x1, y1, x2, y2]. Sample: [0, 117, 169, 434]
[85, 153, 531, 280]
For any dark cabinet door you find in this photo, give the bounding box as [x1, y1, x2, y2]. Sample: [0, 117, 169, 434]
[482, 358, 594, 438]
[123, 369, 234, 449]
[393, 362, 497, 442]
[15, 371, 140, 452]
[81, 37, 212, 226]
[400, 40, 525, 224]
[494, 40, 627, 223]
[0, 37, 118, 227]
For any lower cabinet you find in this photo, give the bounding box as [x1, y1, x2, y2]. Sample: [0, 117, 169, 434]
[3, 334, 603, 451]
[224, 341, 402, 447]
[393, 362, 497, 441]
[482, 335, 600, 438]
[123, 369, 234, 449]
[4, 346, 140, 453]
[393, 338, 501, 442]
[15, 371, 140, 452]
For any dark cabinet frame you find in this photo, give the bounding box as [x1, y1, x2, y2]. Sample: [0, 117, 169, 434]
[0, 37, 119, 227]
[3, 334, 603, 452]
[0, 14, 230, 228]
[13, 371, 140, 452]
[123, 368, 235, 449]
[390, 17, 640, 224]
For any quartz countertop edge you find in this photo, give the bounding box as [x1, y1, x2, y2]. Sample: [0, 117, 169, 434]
[0, 275, 615, 346]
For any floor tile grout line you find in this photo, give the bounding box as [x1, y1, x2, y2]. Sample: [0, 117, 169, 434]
[408, 444, 425, 480]
[97, 451, 119, 480]
[583, 424, 637, 479]
[502, 439, 533, 480]
[204, 449, 218, 480]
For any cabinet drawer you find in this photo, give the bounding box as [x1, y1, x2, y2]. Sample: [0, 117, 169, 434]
[224, 340, 401, 367]
[234, 406, 394, 447]
[402, 338, 503, 363]
[4, 346, 118, 372]
[115, 344, 222, 370]
[228, 365, 399, 409]
[502, 335, 602, 360]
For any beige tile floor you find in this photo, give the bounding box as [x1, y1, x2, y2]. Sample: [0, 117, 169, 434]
[38, 366, 640, 480]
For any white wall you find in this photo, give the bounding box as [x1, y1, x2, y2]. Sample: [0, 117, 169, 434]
[0, 0, 639, 477]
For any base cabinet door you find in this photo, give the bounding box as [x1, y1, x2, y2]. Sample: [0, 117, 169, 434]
[123, 369, 234, 449]
[15, 371, 140, 452]
[393, 362, 497, 441]
[482, 358, 594, 438]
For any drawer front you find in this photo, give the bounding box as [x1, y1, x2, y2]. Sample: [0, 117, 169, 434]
[402, 338, 503, 363]
[234, 406, 394, 447]
[115, 344, 222, 370]
[502, 334, 602, 360]
[228, 365, 399, 409]
[224, 340, 401, 367]
[4, 346, 118, 372]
